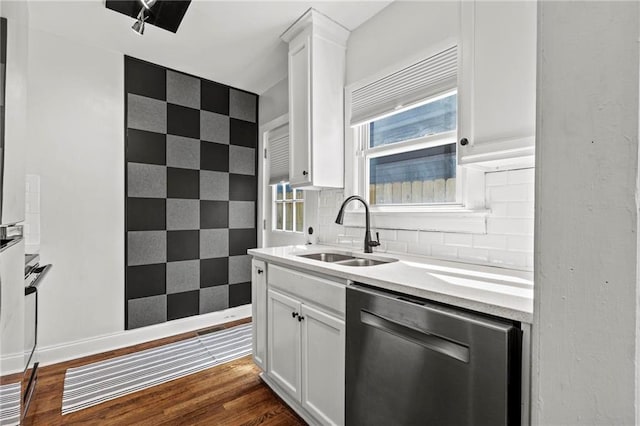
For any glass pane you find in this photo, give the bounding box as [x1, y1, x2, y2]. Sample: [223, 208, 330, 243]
[294, 189, 304, 200]
[369, 143, 456, 205]
[276, 203, 283, 230]
[285, 203, 293, 231]
[276, 184, 283, 201]
[370, 93, 457, 148]
[295, 202, 304, 232]
[285, 183, 293, 200]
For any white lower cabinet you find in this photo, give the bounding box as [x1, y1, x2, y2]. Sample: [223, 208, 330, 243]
[251, 259, 267, 370]
[300, 303, 345, 425]
[265, 275, 345, 426]
[267, 289, 302, 400]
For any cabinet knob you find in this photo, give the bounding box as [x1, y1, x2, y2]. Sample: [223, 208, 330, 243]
[459, 138, 469, 146]
[257, 268, 263, 274]
[302, 170, 308, 176]
[298, 315, 305, 322]
[292, 312, 299, 318]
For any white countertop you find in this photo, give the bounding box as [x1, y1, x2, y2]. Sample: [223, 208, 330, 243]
[248, 244, 533, 323]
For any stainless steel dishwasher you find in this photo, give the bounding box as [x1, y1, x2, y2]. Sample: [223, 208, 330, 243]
[346, 283, 521, 426]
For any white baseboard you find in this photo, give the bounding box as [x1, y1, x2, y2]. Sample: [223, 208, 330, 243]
[1, 352, 24, 376]
[34, 305, 251, 368]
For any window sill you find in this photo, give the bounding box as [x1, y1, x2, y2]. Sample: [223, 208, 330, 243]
[342, 206, 488, 234]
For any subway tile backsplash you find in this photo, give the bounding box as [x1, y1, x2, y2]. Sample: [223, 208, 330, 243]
[317, 168, 534, 270]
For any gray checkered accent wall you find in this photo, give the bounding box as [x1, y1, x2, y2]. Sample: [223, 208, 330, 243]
[124, 56, 258, 330]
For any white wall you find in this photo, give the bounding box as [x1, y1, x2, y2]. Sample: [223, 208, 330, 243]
[533, 2, 639, 424]
[24, 30, 250, 364]
[0, 0, 29, 375]
[345, 1, 459, 86]
[1, 0, 28, 226]
[258, 77, 287, 126]
[27, 29, 125, 347]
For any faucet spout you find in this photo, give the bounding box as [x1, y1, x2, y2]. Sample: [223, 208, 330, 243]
[335, 195, 380, 253]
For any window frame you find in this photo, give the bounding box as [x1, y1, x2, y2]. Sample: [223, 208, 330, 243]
[343, 43, 487, 233]
[358, 89, 462, 208]
[272, 182, 304, 234]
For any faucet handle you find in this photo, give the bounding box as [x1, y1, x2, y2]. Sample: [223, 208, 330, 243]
[369, 232, 381, 247]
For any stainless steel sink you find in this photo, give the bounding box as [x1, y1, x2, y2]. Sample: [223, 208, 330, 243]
[335, 258, 396, 267]
[298, 252, 356, 262]
[297, 252, 397, 267]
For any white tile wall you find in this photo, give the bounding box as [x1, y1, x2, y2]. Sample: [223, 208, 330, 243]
[316, 168, 534, 270]
[24, 174, 41, 253]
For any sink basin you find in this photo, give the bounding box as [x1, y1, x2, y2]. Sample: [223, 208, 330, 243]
[335, 258, 397, 267]
[297, 252, 397, 267]
[298, 252, 356, 262]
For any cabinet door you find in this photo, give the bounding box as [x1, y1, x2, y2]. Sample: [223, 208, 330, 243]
[459, 0, 536, 168]
[267, 289, 302, 401]
[288, 35, 312, 187]
[300, 303, 345, 426]
[251, 259, 267, 370]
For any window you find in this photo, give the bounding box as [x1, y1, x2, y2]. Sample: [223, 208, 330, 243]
[349, 45, 460, 208]
[361, 91, 458, 206]
[273, 182, 304, 232]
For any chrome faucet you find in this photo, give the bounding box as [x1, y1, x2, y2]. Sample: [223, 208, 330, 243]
[335, 195, 380, 253]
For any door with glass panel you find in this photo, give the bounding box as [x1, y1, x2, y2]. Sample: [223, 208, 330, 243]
[263, 122, 306, 247]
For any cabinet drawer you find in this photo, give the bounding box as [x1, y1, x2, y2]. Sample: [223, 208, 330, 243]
[268, 264, 345, 316]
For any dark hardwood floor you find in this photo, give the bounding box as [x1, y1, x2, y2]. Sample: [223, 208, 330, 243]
[23, 319, 306, 425]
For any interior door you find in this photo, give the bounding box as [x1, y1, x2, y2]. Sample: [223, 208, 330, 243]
[261, 121, 306, 248]
[267, 289, 301, 401]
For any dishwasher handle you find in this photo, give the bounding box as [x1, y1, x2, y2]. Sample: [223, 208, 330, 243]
[360, 309, 470, 363]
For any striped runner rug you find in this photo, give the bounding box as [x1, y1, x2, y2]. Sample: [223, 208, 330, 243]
[61, 322, 252, 415]
[0, 382, 20, 426]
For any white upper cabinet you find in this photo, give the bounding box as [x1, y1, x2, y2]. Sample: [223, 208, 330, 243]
[281, 9, 350, 189]
[458, 0, 537, 170]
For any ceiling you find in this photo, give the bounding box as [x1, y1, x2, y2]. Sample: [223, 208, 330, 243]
[27, 1, 393, 94]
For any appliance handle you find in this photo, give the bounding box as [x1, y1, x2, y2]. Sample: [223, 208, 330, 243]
[27, 264, 52, 291]
[360, 309, 470, 363]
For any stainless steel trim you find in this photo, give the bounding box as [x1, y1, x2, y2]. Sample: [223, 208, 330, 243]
[25, 264, 52, 290]
[350, 282, 516, 332]
[0, 224, 23, 253]
[360, 309, 470, 363]
[346, 283, 521, 425]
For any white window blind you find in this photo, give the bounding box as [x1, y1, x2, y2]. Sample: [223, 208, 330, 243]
[350, 45, 458, 127]
[268, 123, 289, 185]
